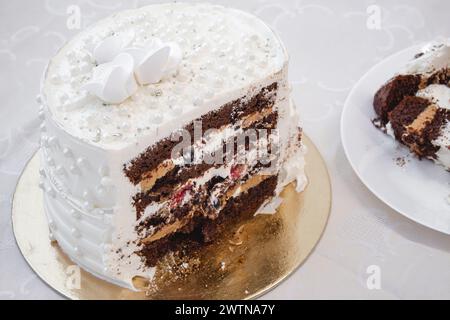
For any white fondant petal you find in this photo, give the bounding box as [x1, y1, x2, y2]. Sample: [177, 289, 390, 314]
[84, 53, 137, 104]
[165, 42, 182, 72]
[93, 33, 134, 64]
[123, 47, 146, 65]
[135, 46, 170, 85]
[101, 67, 134, 104]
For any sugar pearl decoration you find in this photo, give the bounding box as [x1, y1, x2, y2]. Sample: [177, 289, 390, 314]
[38, 110, 45, 120]
[82, 190, 91, 200]
[48, 219, 56, 230]
[55, 165, 65, 175]
[83, 200, 93, 212]
[71, 228, 81, 238]
[49, 232, 55, 241]
[170, 105, 182, 115]
[36, 94, 42, 104]
[79, 61, 91, 73]
[47, 156, 55, 167]
[98, 165, 109, 177]
[76, 157, 88, 168]
[70, 209, 81, 220]
[39, 168, 46, 177]
[39, 123, 46, 132]
[100, 177, 113, 188]
[74, 247, 82, 256]
[69, 165, 79, 174]
[96, 185, 106, 197]
[47, 136, 58, 147]
[38, 181, 45, 189]
[62, 147, 73, 157]
[47, 187, 56, 198]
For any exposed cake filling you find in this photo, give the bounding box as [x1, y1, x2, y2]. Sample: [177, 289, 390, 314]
[373, 40, 450, 170]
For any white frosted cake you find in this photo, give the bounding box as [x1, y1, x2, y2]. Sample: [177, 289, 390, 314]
[38, 3, 306, 289]
[373, 40, 450, 170]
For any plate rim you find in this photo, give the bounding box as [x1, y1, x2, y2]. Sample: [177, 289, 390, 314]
[340, 43, 450, 235]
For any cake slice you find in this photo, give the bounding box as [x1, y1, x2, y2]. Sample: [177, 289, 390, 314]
[38, 3, 307, 289]
[373, 40, 450, 170]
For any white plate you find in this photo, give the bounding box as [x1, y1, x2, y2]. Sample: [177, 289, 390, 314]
[341, 44, 450, 235]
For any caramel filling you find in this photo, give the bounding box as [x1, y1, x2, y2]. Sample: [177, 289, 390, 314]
[140, 160, 175, 192]
[406, 104, 438, 133]
[242, 107, 273, 128]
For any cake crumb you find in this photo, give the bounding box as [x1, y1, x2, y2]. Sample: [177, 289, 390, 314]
[395, 156, 406, 167]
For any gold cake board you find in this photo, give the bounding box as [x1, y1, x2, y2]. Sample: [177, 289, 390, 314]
[12, 135, 331, 300]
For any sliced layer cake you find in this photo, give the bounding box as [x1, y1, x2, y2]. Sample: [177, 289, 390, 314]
[373, 40, 450, 170]
[38, 3, 307, 289]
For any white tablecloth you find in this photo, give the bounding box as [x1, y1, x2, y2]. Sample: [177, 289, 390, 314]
[1, 0, 449, 300]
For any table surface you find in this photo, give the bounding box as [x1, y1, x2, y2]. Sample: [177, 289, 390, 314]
[0, 0, 449, 300]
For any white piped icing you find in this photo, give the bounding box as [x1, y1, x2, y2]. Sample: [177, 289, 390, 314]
[39, 3, 306, 290]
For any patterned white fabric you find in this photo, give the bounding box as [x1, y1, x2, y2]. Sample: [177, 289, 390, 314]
[0, 0, 449, 299]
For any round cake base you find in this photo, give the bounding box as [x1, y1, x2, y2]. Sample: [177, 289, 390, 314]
[12, 135, 331, 300]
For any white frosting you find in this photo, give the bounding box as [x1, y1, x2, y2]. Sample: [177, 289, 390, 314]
[416, 84, 450, 110]
[403, 39, 450, 75]
[433, 121, 450, 170]
[38, 3, 305, 290]
[84, 36, 182, 104]
[42, 3, 286, 149]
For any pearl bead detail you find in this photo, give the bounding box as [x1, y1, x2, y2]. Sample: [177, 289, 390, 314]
[71, 228, 81, 238]
[100, 177, 113, 188]
[47, 156, 55, 167]
[98, 165, 109, 177]
[55, 166, 65, 175]
[48, 219, 56, 230]
[83, 201, 93, 212]
[62, 147, 73, 157]
[71, 209, 81, 220]
[76, 157, 88, 168]
[47, 187, 56, 198]
[74, 247, 82, 256]
[69, 165, 79, 174]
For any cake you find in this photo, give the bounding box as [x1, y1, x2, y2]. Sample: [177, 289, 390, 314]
[373, 40, 450, 170]
[37, 3, 307, 290]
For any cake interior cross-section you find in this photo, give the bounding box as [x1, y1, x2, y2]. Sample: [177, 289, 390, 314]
[373, 40, 450, 171]
[38, 3, 307, 290]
